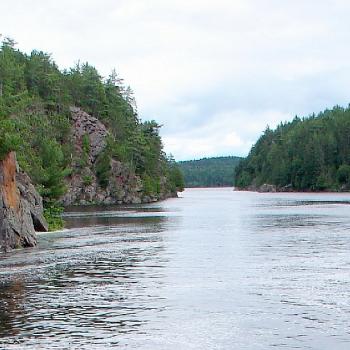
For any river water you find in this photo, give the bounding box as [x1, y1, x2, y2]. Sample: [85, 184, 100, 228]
[1, 188, 350, 349]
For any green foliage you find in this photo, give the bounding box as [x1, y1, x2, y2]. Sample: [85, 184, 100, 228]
[235, 106, 350, 191]
[95, 149, 111, 188]
[110, 142, 129, 163]
[82, 134, 90, 155]
[142, 174, 160, 195]
[169, 166, 185, 192]
[21, 135, 68, 202]
[337, 164, 350, 185]
[66, 63, 107, 116]
[43, 204, 64, 231]
[0, 36, 181, 221]
[82, 175, 93, 186]
[0, 119, 20, 160]
[167, 155, 185, 192]
[179, 156, 242, 187]
[81, 134, 90, 166]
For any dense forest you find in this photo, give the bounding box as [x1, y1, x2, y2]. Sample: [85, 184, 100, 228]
[0, 37, 184, 228]
[235, 106, 350, 191]
[179, 156, 242, 187]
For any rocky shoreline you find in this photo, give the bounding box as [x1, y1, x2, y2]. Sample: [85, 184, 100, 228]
[0, 152, 48, 252]
[0, 108, 178, 252]
[0, 150, 177, 252]
[235, 183, 350, 193]
[61, 108, 177, 206]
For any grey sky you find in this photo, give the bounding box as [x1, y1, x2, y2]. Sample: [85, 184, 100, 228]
[2, 0, 350, 160]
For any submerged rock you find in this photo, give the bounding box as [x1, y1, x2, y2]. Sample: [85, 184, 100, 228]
[0, 152, 48, 252]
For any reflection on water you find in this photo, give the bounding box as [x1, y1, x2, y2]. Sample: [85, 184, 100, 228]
[1, 189, 350, 349]
[0, 280, 26, 338]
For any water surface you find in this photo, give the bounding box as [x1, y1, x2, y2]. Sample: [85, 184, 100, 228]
[1, 188, 350, 349]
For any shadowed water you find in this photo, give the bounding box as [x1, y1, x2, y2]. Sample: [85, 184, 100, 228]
[1, 188, 350, 349]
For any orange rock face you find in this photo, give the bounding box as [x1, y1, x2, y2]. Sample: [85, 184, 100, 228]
[1, 152, 20, 211]
[0, 152, 48, 252]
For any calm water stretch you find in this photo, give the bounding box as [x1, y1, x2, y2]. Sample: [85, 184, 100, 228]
[1, 188, 350, 349]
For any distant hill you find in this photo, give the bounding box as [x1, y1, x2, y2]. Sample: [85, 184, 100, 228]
[178, 156, 242, 188]
[235, 105, 350, 191]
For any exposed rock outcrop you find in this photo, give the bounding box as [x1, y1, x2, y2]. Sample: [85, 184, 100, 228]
[70, 106, 108, 163]
[62, 159, 144, 205]
[61, 107, 176, 206]
[0, 152, 48, 252]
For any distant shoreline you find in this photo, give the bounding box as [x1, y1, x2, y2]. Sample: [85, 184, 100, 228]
[184, 186, 234, 189]
[234, 185, 350, 194]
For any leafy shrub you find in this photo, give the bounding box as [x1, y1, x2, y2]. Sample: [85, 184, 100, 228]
[44, 204, 64, 231]
[142, 174, 160, 195]
[81, 134, 90, 166]
[82, 175, 93, 186]
[95, 150, 111, 188]
[337, 164, 350, 185]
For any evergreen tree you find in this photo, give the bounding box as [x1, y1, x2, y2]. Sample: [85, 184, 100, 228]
[235, 106, 350, 191]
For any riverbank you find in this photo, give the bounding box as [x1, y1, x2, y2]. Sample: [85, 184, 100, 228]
[235, 183, 350, 193]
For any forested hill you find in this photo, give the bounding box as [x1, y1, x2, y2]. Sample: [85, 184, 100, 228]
[0, 37, 184, 228]
[235, 106, 350, 191]
[178, 156, 242, 187]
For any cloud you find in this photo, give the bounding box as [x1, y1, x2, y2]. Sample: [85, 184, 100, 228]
[1, 0, 350, 160]
[162, 109, 290, 160]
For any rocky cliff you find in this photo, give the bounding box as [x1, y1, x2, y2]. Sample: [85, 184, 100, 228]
[61, 108, 176, 206]
[0, 152, 48, 252]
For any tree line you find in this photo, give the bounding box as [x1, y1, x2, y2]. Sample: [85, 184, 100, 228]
[0, 36, 184, 227]
[235, 105, 350, 191]
[179, 156, 242, 187]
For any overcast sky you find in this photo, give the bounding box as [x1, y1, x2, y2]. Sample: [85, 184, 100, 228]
[2, 0, 350, 160]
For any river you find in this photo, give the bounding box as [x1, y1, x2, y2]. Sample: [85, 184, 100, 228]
[1, 188, 350, 349]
